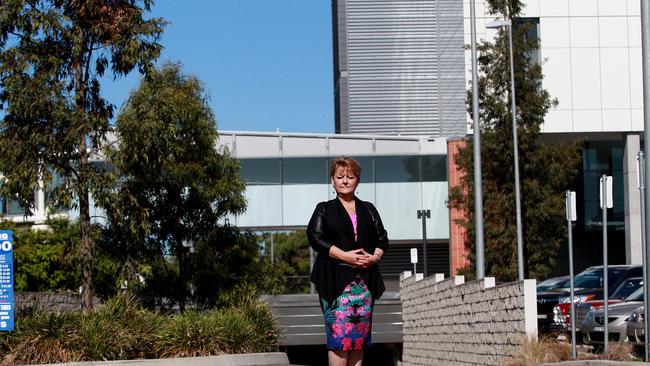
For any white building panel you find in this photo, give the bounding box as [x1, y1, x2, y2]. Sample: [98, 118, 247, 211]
[570, 0, 598, 16]
[374, 139, 420, 155]
[598, 0, 627, 16]
[571, 48, 602, 110]
[328, 138, 374, 156]
[282, 136, 328, 157]
[573, 110, 603, 132]
[521, 0, 539, 17]
[543, 110, 573, 133]
[603, 109, 631, 132]
[627, 0, 641, 16]
[599, 17, 629, 48]
[600, 48, 631, 110]
[233, 135, 280, 158]
[542, 48, 573, 109]
[628, 17, 641, 47]
[629, 47, 643, 109]
[632, 109, 644, 131]
[540, 18, 570, 48]
[570, 17, 599, 48]
[539, 0, 569, 17]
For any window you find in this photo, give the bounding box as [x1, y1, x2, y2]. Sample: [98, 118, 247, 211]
[239, 158, 281, 185]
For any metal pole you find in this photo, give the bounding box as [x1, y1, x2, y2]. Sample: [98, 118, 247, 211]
[469, 0, 485, 280]
[507, 23, 524, 281]
[640, 0, 650, 356]
[601, 174, 609, 352]
[566, 191, 576, 359]
[270, 232, 274, 264]
[418, 210, 430, 277]
[639, 151, 648, 361]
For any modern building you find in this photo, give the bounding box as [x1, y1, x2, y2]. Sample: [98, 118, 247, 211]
[218, 131, 453, 289]
[465, 0, 644, 272]
[332, 0, 467, 136]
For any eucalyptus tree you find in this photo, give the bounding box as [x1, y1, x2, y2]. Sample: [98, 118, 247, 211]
[449, 0, 582, 281]
[0, 0, 165, 310]
[103, 63, 247, 309]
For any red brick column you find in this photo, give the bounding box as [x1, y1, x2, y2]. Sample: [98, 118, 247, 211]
[447, 138, 470, 276]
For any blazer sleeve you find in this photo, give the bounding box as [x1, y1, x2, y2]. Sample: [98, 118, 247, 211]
[368, 202, 389, 253]
[306, 202, 332, 255]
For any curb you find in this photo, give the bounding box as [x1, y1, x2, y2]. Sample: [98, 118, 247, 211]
[38, 352, 291, 366]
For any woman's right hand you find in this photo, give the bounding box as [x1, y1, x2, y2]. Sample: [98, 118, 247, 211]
[329, 247, 369, 268]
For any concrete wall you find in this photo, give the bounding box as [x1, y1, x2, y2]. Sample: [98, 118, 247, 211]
[400, 272, 537, 366]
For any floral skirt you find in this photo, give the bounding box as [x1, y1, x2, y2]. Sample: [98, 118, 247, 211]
[320, 278, 374, 351]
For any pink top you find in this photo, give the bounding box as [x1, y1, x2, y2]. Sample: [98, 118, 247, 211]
[348, 213, 358, 241]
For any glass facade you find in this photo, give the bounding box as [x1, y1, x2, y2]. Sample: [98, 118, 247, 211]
[233, 155, 449, 241]
[582, 141, 625, 231]
[239, 155, 447, 186]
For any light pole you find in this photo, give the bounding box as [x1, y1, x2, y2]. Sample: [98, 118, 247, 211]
[469, 0, 485, 280]
[486, 18, 524, 281]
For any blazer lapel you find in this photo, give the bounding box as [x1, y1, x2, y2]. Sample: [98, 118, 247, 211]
[334, 198, 356, 246]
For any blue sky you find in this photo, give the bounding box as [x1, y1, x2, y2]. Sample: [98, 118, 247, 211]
[101, 1, 334, 134]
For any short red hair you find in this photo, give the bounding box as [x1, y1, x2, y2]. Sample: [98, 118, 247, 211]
[329, 157, 361, 180]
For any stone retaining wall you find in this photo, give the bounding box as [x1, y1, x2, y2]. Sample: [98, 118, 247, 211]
[15, 291, 83, 312]
[400, 272, 537, 366]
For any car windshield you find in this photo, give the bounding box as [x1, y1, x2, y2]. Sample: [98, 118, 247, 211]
[611, 278, 643, 300]
[626, 287, 644, 302]
[537, 277, 568, 292]
[572, 267, 630, 289]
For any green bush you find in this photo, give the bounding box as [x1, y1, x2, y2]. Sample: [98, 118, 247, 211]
[0, 295, 279, 364]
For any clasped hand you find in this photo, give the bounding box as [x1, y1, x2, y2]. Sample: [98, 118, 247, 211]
[344, 249, 378, 269]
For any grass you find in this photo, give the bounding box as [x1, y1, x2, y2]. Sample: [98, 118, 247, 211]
[503, 334, 635, 366]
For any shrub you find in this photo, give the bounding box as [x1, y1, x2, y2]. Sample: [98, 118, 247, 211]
[1, 309, 82, 364]
[0, 294, 279, 364]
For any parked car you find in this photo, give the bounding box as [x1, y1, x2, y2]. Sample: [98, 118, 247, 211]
[558, 277, 644, 331]
[537, 265, 642, 333]
[537, 276, 570, 292]
[582, 287, 644, 346]
[627, 306, 645, 347]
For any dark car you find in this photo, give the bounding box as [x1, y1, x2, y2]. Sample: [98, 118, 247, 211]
[537, 265, 643, 333]
[537, 275, 570, 292]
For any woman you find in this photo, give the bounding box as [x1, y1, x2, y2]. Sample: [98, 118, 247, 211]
[307, 157, 389, 366]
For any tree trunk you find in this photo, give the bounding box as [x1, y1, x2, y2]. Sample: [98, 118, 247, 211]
[79, 172, 94, 311]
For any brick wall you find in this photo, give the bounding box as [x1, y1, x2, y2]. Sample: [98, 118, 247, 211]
[447, 138, 470, 275]
[400, 272, 537, 366]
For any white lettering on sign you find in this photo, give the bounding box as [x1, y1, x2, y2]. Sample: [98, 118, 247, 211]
[0, 233, 8, 240]
[0, 241, 11, 251]
[0, 321, 7, 328]
[0, 305, 10, 311]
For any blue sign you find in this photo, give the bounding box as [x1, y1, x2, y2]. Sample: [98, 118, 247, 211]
[0, 230, 13, 331]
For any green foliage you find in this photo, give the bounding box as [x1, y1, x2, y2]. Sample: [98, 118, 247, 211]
[0, 0, 166, 309]
[12, 220, 80, 292]
[98, 63, 247, 308]
[0, 295, 278, 363]
[264, 231, 311, 294]
[450, 0, 582, 281]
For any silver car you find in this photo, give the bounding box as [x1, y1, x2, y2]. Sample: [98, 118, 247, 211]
[581, 300, 643, 345]
[627, 306, 645, 346]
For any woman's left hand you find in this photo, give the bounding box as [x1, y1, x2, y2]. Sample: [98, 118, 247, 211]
[355, 249, 381, 268]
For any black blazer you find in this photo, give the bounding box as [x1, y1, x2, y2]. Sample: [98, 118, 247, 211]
[306, 197, 389, 304]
